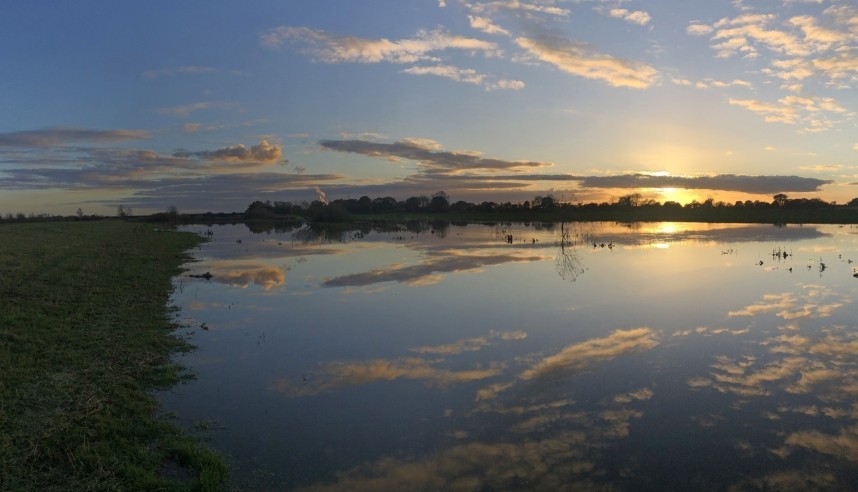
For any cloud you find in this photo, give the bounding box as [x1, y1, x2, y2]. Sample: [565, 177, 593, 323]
[319, 138, 553, 173]
[692, 7, 858, 94]
[468, 15, 511, 36]
[799, 164, 842, 172]
[401, 64, 524, 90]
[142, 65, 216, 79]
[515, 33, 658, 88]
[574, 173, 832, 194]
[465, 1, 570, 18]
[260, 26, 500, 63]
[0, 127, 150, 147]
[729, 95, 846, 128]
[156, 101, 228, 117]
[173, 139, 283, 164]
[608, 9, 651, 26]
[687, 23, 714, 36]
[695, 78, 753, 89]
[519, 328, 659, 380]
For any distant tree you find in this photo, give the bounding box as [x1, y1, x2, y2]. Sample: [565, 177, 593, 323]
[116, 205, 132, 218]
[244, 200, 275, 219]
[76, 207, 84, 218]
[405, 195, 429, 212]
[773, 193, 789, 206]
[357, 195, 373, 212]
[166, 205, 178, 217]
[428, 191, 450, 212]
[616, 193, 642, 207]
[533, 195, 555, 210]
[372, 196, 398, 212]
[848, 197, 858, 207]
[451, 200, 470, 212]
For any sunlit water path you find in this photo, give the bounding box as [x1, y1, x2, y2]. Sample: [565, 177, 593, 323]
[161, 221, 858, 490]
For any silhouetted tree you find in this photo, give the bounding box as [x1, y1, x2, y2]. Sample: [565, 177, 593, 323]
[428, 191, 450, 212]
[405, 195, 429, 212]
[116, 205, 132, 218]
[245, 200, 275, 219]
[617, 193, 642, 207]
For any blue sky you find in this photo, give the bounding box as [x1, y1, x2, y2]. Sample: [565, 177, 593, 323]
[1, 0, 856, 214]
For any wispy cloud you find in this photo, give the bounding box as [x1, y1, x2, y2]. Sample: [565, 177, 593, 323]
[142, 65, 216, 79]
[729, 95, 846, 129]
[0, 127, 149, 147]
[401, 64, 524, 90]
[319, 138, 553, 173]
[515, 32, 659, 88]
[465, 1, 570, 18]
[156, 101, 230, 117]
[468, 15, 511, 36]
[260, 26, 500, 63]
[574, 173, 832, 194]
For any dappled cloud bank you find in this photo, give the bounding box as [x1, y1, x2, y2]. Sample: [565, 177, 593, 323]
[686, 282, 858, 479]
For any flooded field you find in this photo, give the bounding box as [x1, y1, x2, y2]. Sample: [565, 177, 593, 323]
[161, 221, 858, 490]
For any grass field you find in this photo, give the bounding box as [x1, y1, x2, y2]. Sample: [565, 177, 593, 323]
[0, 220, 227, 491]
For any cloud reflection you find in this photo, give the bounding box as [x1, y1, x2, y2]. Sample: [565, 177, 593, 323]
[411, 330, 527, 355]
[189, 261, 286, 290]
[272, 357, 503, 397]
[274, 331, 528, 397]
[322, 251, 544, 287]
[728, 285, 849, 320]
[519, 328, 659, 381]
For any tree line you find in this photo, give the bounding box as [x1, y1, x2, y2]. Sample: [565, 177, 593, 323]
[240, 191, 858, 224]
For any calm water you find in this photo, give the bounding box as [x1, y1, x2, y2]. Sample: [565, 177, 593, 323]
[162, 221, 858, 491]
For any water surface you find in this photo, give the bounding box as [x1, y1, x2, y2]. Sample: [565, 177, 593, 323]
[162, 221, 858, 490]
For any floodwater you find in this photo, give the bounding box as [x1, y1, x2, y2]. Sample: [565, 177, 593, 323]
[162, 221, 858, 491]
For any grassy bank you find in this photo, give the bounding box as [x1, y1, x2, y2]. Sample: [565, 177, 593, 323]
[0, 221, 227, 491]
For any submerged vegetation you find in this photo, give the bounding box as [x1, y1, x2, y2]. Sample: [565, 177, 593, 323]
[0, 221, 227, 490]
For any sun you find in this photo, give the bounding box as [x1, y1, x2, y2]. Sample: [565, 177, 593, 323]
[654, 187, 700, 205]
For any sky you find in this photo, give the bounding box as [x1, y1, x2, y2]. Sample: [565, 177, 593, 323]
[1, 0, 857, 215]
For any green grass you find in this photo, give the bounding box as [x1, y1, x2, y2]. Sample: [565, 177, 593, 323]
[0, 220, 227, 491]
